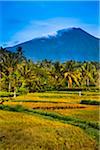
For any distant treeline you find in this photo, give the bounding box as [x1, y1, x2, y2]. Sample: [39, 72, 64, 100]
[0, 47, 99, 97]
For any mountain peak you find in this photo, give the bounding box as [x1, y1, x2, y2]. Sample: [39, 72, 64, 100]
[58, 27, 81, 32]
[6, 27, 99, 62]
[57, 27, 82, 35]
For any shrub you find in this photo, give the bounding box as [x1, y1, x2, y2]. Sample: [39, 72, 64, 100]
[18, 87, 29, 94]
[0, 92, 13, 97]
[0, 91, 19, 97]
[0, 104, 28, 112]
[80, 100, 100, 105]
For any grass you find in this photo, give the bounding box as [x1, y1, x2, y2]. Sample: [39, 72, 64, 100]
[4, 101, 86, 109]
[54, 108, 99, 122]
[1, 91, 99, 106]
[0, 110, 98, 150]
[0, 91, 99, 150]
[80, 100, 100, 105]
[0, 104, 99, 142]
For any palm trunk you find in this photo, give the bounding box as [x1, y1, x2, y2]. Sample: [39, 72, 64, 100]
[0, 73, 1, 91]
[14, 87, 16, 98]
[8, 82, 11, 92]
[68, 77, 72, 88]
[86, 78, 89, 86]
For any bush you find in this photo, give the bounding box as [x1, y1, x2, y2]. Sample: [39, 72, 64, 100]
[18, 87, 29, 94]
[0, 92, 14, 97]
[80, 100, 100, 105]
[0, 104, 28, 112]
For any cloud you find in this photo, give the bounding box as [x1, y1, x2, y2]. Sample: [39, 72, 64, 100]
[5, 17, 99, 47]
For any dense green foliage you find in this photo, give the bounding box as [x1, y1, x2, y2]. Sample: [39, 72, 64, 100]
[0, 47, 99, 97]
[80, 100, 100, 105]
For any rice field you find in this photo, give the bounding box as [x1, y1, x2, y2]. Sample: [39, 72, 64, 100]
[0, 91, 100, 150]
[0, 110, 98, 150]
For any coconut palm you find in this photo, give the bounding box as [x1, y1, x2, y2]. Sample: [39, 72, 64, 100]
[64, 70, 81, 88]
[64, 61, 81, 88]
[0, 47, 25, 96]
[81, 62, 96, 86]
[17, 60, 36, 89]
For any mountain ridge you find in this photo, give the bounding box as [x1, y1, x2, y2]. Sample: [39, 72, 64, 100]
[6, 27, 99, 62]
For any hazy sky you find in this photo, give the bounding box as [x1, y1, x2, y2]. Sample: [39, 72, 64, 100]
[0, 1, 99, 46]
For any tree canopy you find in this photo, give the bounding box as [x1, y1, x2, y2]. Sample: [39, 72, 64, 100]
[0, 47, 99, 96]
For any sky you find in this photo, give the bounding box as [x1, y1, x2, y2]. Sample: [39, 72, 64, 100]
[0, 1, 99, 47]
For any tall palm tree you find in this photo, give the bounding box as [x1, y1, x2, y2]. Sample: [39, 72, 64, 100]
[17, 60, 35, 86]
[64, 70, 81, 88]
[81, 62, 96, 86]
[64, 61, 81, 88]
[0, 47, 25, 96]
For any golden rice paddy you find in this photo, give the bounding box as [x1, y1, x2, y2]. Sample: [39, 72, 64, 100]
[0, 91, 99, 150]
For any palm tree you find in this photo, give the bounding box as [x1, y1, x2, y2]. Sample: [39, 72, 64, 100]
[17, 59, 38, 92]
[64, 61, 81, 88]
[0, 48, 12, 91]
[64, 70, 81, 88]
[0, 47, 25, 96]
[81, 62, 96, 86]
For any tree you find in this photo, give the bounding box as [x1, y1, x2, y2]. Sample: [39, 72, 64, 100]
[0, 47, 25, 97]
[64, 61, 81, 88]
[0, 47, 99, 93]
[81, 62, 96, 86]
[17, 59, 36, 92]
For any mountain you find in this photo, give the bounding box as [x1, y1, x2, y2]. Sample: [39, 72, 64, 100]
[6, 27, 99, 61]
